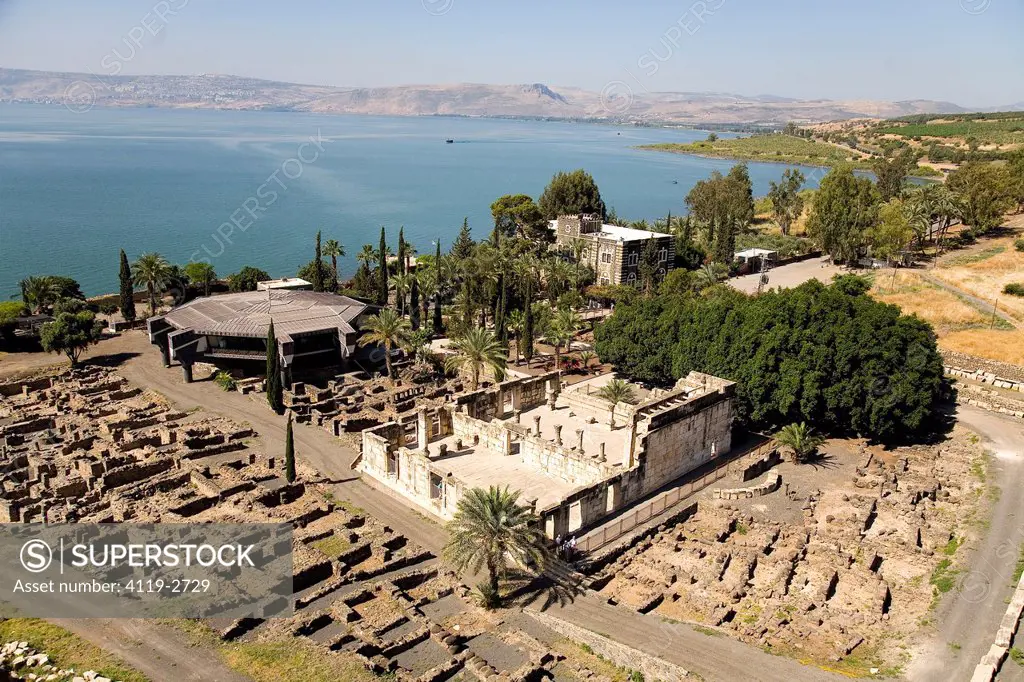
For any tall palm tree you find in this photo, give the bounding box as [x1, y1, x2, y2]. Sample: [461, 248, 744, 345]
[357, 308, 410, 383]
[548, 308, 581, 372]
[445, 326, 507, 391]
[132, 252, 172, 318]
[323, 238, 345, 290]
[507, 309, 525, 364]
[775, 422, 826, 463]
[391, 272, 412, 316]
[595, 378, 637, 429]
[443, 486, 549, 607]
[417, 267, 438, 333]
[20, 276, 58, 314]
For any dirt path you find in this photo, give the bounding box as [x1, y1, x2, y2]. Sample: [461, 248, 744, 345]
[907, 406, 1024, 681]
[917, 271, 1019, 329]
[49, 619, 250, 682]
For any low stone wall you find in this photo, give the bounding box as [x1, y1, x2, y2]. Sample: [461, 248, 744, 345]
[713, 473, 781, 500]
[526, 609, 690, 681]
[957, 383, 1024, 419]
[943, 350, 1024, 392]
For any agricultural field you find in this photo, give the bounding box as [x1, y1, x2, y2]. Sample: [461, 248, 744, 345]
[875, 114, 1024, 147]
[640, 134, 863, 169]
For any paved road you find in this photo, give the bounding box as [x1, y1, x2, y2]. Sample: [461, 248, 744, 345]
[907, 406, 1024, 682]
[729, 256, 845, 294]
[530, 594, 845, 682]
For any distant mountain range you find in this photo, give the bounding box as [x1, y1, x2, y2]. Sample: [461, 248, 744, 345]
[0, 67, 1012, 126]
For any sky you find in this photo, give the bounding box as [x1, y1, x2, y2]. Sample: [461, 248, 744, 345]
[0, 0, 1021, 108]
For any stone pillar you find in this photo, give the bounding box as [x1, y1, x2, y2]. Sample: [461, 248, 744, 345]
[599, 442, 606, 463]
[159, 342, 171, 368]
[533, 415, 542, 438]
[624, 416, 638, 468]
[554, 424, 563, 446]
[514, 410, 522, 424]
[181, 363, 194, 383]
[576, 428, 584, 454]
[417, 409, 429, 451]
[511, 385, 523, 412]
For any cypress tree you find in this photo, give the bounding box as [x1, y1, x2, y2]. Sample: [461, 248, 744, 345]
[311, 231, 326, 292]
[397, 227, 406, 277]
[284, 414, 296, 483]
[266, 321, 283, 414]
[432, 240, 443, 335]
[495, 274, 507, 344]
[378, 227, 389, 306]
[118, 249, 136, 324]
[523, 277, 534, 365]
[410, 275, 420, 330]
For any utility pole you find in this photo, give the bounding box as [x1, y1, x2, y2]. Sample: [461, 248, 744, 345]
[990, 298, 1000, 329]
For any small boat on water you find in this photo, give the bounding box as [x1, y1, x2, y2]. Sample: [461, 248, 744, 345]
[445, 138, 454, 144]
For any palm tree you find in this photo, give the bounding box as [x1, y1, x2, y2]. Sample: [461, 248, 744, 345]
[595, 378, 637, 429]
[443, 486, 548, 607]
[507, 309, 525, 364]
[392, 272, 412, 317]
[445, 326, 507, 391]
[132, 252, 172, 318]
[579, 350, 596, 374]
[323, 239, 345, 290]
[358, 308, 410, 383]
[775, 422, 826, 463]
[417, 267, 438, 333]
[20, 276, 58, 314]
[548, 308, 581, 372]
[357, 244, 376, 270]
[697, 263, 725, 291]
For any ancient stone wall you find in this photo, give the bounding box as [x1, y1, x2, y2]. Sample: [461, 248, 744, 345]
[526, 609, 690, 682]
[943, 350, 1024, 390]
[640, 397, 733, 495]
[451, 412, 510, 456]
[519, 436, 607, 486]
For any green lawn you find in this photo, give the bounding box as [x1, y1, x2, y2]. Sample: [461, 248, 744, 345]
[0, 619, 149, 682]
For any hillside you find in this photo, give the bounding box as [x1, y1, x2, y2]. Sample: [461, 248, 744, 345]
[0, 67, 978, 126]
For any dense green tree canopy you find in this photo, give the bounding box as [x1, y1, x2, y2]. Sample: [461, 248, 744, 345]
[490, 194, 549, 243]
[538, 169, 606, 219]
[228, 266, 271, 292]
[685, 164, 753, 263]
[40, 300, 104, 366]
[947, 161, 1015, 235]
[594, 277, 945, 442]
[806, 165, 880, 263]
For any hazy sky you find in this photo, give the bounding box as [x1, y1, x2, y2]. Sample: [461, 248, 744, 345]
[0, 0, 1021, 107]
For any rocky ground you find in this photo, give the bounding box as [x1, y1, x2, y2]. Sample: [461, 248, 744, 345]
[590, 429, 990, 676]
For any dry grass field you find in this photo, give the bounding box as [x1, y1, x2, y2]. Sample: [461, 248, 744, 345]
[931, 235, 1024, 324]
[871, 269, 1024, 365]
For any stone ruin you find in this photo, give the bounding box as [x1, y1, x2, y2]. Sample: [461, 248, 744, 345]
[0, 641, 119, 682]
[244, 565, 621, 682]
[589, 429, 984, 670]
[282, 369, 465, 437]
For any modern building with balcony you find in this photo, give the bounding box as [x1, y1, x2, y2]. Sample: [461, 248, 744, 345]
[147, 290, 375, 383]
[549, 213, 675, 286]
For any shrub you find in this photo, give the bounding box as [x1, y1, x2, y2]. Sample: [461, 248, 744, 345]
[1015, 238, 1024, 253]
[214, 371, 237, 391]
[472, 581, 501, 610]
[1004, 283, 1024, 297]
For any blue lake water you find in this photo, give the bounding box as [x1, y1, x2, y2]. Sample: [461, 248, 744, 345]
[0, 105, 834, 297]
